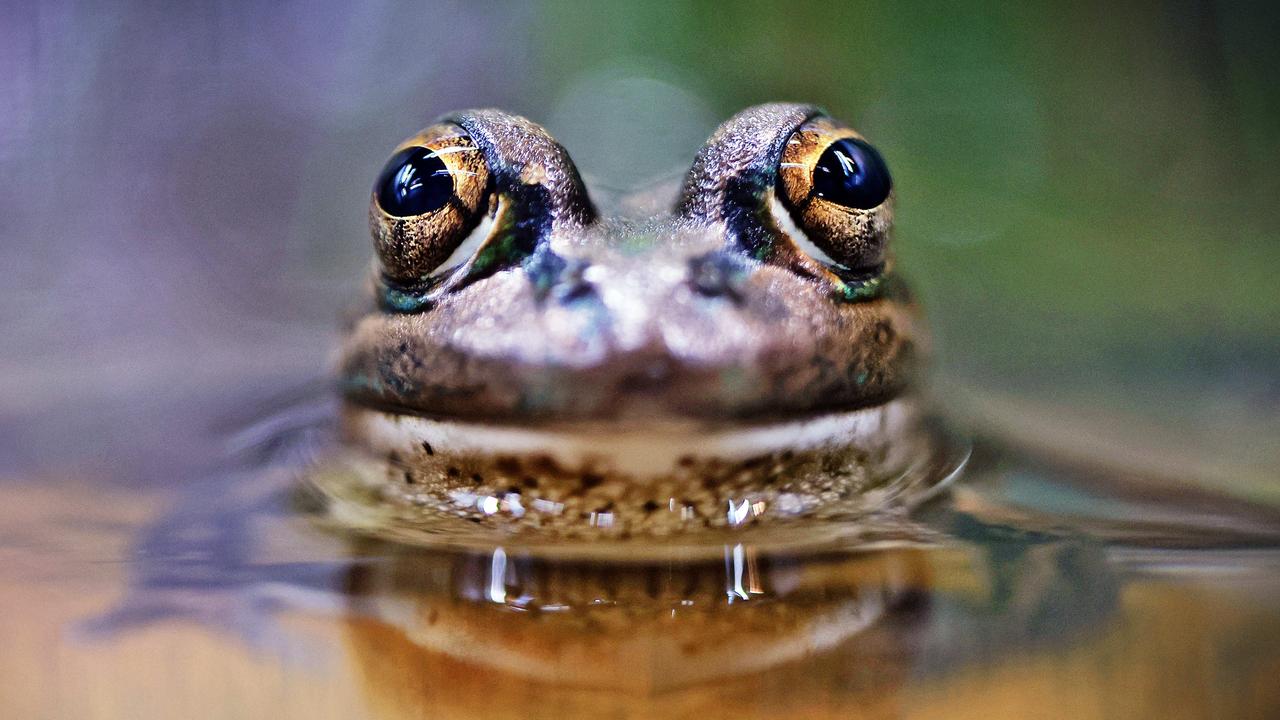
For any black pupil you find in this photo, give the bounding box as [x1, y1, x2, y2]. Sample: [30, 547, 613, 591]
[811, 137, 892, 210]
[375, 146, 454, 217]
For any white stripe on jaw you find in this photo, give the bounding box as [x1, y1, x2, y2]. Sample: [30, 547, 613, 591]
[769, 195, 845, 269]
[344, 399, 918, 480]
[432, 207, 497, 280]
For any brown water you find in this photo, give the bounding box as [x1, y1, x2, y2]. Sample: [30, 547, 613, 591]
[4, 416, 1278, 720]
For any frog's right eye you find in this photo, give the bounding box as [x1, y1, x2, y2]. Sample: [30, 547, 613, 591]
[775, 117, 893, 273]
[369, 124, 491, 282]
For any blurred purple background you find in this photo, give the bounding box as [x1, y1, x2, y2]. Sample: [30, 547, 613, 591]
[2, 1, 1277, 495]
[0, 2, 553, 482]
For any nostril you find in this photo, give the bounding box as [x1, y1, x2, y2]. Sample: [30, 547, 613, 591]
[688, 251, 748, 302]
[555, 273, 597, 304]
[524, 248, 598, 305]
[551, 259, 602, 305]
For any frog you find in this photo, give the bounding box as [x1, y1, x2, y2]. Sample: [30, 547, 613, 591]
[85, 102, 951, 642]
[324, 103, 953, 541]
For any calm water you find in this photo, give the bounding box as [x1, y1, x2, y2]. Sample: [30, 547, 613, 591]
[3, 405, 1278, 720]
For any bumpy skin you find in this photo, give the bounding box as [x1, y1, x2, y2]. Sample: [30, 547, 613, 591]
[340, 104, 923, 423]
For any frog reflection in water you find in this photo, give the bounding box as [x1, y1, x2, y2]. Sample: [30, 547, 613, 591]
[332, 103, 943, 538]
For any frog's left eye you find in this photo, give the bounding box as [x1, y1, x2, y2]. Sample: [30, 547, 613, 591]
[369, 124, 490, 282]
[775, 117, 893, 272]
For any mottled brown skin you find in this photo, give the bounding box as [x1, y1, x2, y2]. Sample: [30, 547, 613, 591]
[341, 103, 922, 423]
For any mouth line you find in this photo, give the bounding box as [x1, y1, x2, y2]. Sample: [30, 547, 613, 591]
[341, 376, 910, 428]
[342, 398, 919, 478]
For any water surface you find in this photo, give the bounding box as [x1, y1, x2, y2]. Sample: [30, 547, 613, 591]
[3, 418, 1277, 719]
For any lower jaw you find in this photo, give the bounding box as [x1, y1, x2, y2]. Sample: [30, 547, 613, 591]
[312, 397, 958, 542]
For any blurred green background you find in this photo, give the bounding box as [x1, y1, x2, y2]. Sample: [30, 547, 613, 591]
[2, 0, 1276, 495]
[530, 1, 1280, 438]
[534, 0, 1280, 496]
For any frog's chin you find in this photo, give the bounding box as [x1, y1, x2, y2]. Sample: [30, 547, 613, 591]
[322, 396, 959, 541]
[340, 398, 922, 480]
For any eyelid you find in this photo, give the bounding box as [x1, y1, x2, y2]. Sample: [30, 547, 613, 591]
[429, 146, 481, 156]
[769, 195, 846, 269]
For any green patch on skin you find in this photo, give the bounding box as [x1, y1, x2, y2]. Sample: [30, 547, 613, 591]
[717, 366, 751, 399]
[469, 227, 527, 276]
[381, 286, 433, 313]
[836, 273, 887, 303]
[750, 200, 781, 262]
[619, 233, 656, 255]
[467, 202, 546, 278]
[342, 373, 384, 395]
